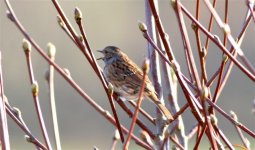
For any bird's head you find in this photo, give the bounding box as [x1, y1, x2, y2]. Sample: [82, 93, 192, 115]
[97, 46, 122, 63]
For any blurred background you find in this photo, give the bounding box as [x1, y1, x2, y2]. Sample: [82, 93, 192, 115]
[1, 0, 255, 149]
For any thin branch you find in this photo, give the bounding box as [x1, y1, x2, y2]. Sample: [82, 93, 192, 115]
[206, 98, 255, 138]
[179, 2, 255, 82]
[108, 85, 125, 143]
[5, 103, 46, 149]
[23, 41, 52, 150]
[123, 59, 150, 150]
[46, 44, 62, 150]
[0, 52, 10, 150]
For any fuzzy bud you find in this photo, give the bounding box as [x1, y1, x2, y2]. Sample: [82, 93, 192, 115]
[93, 146, 99, 150]
[223, 24, 231, 35]
[13, 107, 21, 118]
[57, 15, 65, 28]
[31, 81, 39, 96]
[200, 84, 209, 101]
[24, 135, 34, 143]
[142, 58, 150, 74]
[222, 54, 228, 63]
[210, 115, 218, 126]
[140, 130, 154, 148]
[63, 68, 71, 78]
[78, 34, 84, 43]
[170, 60, 180, 72]
[74, 7, 82, 23]
[22, 39, 32, 53]
[138, 21, 147, 32]
[171, 0, 177, 9]
[47, 43, 56, 59]
[6, 10, 14, 22]
[201, 47, 207, 58]
[3, 95, 9, 105]
[230, 110, 238, 121]
[191, 22, 198, 31]
[108, 83, 114, 95]
[113, 130, 120, 141]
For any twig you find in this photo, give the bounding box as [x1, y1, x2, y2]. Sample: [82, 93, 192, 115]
[110, 130, 120, 150]
[0, 51, 10, 150]
[193, 124, 207, 149]
[72, 5, 125, 142]
[107, 84, 125, 143]
[128, 101, 155, 124]
[5, 104, 46, 149]
[145, 1, 168, 148]
[230, 111, 250, 149]
[46, 43, 62, 150]
[179, 2, 255, 82]
[123, 59, 150, 150]
[187, 124, 198, 140]
[205, 0, 217, 50]
[117, 100, 155, 139]
[23, 39, 52, 150]
[206, 98, 255, 138]
[146, 1, 205, 125]
[175, 1, 202, 91]
[169, 135, 185, 150]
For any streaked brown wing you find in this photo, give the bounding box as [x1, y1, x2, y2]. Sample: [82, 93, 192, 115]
[120, 52, 152, 89]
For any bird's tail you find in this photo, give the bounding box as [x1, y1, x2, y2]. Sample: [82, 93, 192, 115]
[149, 94, 173, 121]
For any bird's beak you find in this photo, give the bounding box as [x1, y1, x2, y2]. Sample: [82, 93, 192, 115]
[96, 50, 104, 60]
[97, 50, 104, 53]
[97, 57, 103, 60]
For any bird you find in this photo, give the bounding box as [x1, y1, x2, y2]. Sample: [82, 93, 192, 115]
[97, 46, 173, 121]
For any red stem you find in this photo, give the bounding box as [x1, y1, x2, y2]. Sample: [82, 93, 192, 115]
[0, 52, 10, 150]
[123, 60, 149, 150]
[25, 52, 52, 150]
